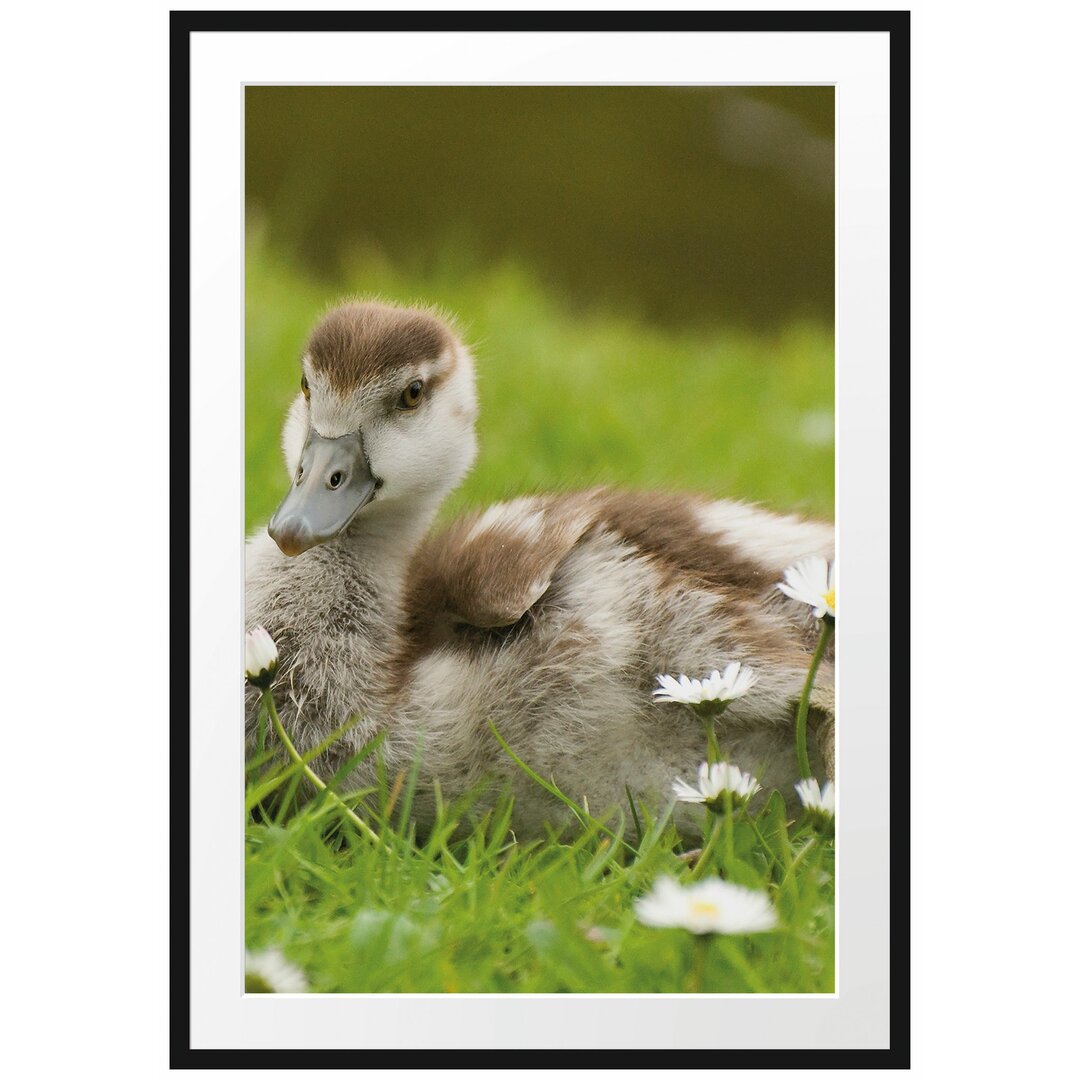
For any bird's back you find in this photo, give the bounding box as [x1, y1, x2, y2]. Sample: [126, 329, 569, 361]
[384, 488, 834, 832]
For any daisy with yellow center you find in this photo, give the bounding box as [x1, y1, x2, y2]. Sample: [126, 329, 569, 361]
[777, 555, 836, 620]
[634, 876, 778, 935]
[777, 556, 836, 780]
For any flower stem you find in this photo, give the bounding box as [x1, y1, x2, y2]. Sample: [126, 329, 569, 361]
[692, 811, 724, 880]
[794, 618, 834, 780]
[724, 790, 736, 867]
[700, 701, 728, 764]
[704, 715, 720, 765]
[689, 934, 709, 992]
[263, 689, 382, 847]
[256, 696, 267, 755]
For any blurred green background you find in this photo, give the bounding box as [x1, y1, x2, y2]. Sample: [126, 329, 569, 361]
[245, 86, 834, 532]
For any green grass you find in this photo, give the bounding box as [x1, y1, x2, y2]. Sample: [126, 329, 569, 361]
[246, 731, 834, 994]
[245, 235, 835, 993]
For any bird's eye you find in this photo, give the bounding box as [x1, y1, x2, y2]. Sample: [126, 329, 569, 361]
[398, 380, 424, 410]
[300, 374, 310, 400]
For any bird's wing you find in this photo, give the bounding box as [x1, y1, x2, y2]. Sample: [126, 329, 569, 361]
[406, 490, 602, 631]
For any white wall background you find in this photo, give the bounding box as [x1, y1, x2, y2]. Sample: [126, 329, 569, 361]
[1, 1, 1077, 1077]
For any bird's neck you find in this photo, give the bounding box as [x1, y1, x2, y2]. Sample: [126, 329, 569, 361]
[246, 490, 449, 750]
[334, 491, 444, 599]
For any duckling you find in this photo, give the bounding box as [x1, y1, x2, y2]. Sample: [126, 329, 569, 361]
[245, 300, 834, 836]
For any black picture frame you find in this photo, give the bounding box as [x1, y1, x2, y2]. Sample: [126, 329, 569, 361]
[170, 8, 910, 1068]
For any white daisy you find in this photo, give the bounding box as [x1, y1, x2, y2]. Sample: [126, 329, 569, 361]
[245, 625, 279, 690]
[795, 778, 835, 835]
[652, 661, 758, 711]
[794, 777, 835, 821]
[244, 947, 308, 993]
[673, 760, 761, 810]
[635, 876, 778, 935]
[777, 556, 836, 619]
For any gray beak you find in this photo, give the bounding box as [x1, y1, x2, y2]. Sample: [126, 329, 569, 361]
[268, 430, 377, 557]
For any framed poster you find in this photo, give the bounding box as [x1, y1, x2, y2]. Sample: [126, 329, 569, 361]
[172, 8, 909, 1067]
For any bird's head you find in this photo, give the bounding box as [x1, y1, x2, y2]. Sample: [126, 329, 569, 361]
[268, 300, 478, 557]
